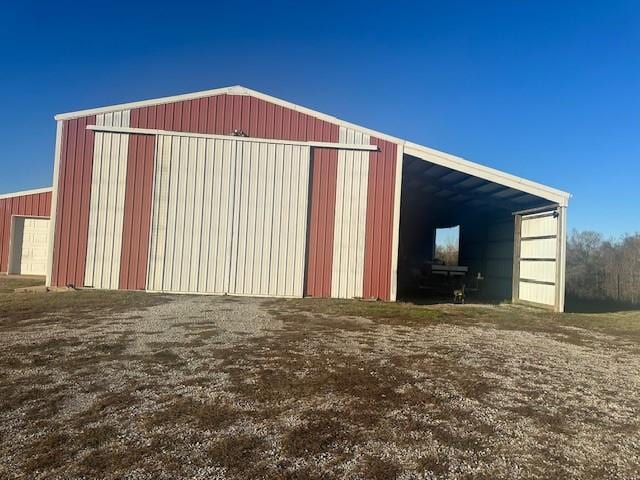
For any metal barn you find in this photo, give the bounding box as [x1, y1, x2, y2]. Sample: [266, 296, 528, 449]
[43, 86, 570, 311]
[0, 188, 52, 277]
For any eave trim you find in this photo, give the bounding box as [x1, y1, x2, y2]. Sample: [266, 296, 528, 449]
[0, 187, 53, 200]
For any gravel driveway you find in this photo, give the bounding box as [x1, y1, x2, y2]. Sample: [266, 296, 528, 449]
[1, 289, 639, 479]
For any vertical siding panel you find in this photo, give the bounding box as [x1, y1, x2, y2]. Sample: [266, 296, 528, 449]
[165, 103, 174, 130]
[136, 136, 154, 288]
[256, 99, 267, 138]
[84, 129, 103, 287]
[232, 95, 242, 131]
[25, 195, 33, 215]
[332, 127, 370, 298]
[215, 96, 225, 134]
[52, 122, 69, 284]
[239, 96, 250, 135]
[363, 138, 397, 300]
[84, 121, 129, 290]
[198, 139, 214, 290]
[0, 199, 6, 272]
[67, 118, 87, 287]
[1, 199, 9, 272]
[303, 116, 338, 297]
[50, 115, 96, 286]
[58, 118, 78, 284]
[119, 135, 136, 288]
[205, 97, 216, 134]
[129, 135, 145, 288]
[249, 97, 259, 137]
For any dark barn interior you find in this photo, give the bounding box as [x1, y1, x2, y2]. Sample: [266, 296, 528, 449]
[397, 154, 556, 303]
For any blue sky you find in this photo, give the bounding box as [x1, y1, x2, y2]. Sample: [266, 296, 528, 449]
[1, 1, 638, 236]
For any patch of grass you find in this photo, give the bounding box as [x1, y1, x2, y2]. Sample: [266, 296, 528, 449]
[144, 396, 240, 431]
[282, 410, 351, 457]
[150, 349, 184, 365]
[265, 298, 442, 327]
[360, 455, 402, 480]
[23, 432, 73, 475]
[79, 425, 118, 449]
[0, 290, 169, 328]
[417, 453, 449, 475]
[79, 445, 153, 476]
[78, 391, 139, 425]
[207, 434, 266, 472]
[0, 275, 44, 293]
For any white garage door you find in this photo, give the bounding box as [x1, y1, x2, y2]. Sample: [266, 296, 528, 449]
[514, 210, 559, 307]
[146, 135, 311, 297]
[10, 217, 50, 276]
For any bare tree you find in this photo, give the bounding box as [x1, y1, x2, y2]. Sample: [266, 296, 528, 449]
[566, 230, 640, 305]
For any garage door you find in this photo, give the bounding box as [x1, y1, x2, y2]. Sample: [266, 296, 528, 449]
[513, 210, 559, 307]
[10, 217, 50, 275]
[146, 135, 311, 297]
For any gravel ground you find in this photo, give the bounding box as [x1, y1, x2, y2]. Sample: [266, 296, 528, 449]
[1, 290, 639, 479]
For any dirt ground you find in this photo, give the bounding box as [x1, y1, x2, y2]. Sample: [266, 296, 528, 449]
[1, 276, 639, 479]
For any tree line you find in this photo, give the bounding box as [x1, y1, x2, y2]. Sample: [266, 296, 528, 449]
[566, 231, 640, 305]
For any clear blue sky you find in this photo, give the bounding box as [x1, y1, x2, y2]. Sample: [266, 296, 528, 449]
[1, 1, 638, 236]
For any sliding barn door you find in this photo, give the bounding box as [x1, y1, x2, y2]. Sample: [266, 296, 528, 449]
[146, 135, 311, 297]
[513, 210, 561, 308]
[228, 141, 310, 297]
[147, 135, 236, 293]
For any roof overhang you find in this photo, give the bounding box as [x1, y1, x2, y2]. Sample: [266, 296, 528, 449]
[404, 143, 570, 207]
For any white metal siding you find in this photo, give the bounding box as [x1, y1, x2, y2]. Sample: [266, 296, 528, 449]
[516, 212, 559, 307]
[147, 135, 236, 293]
[520, 238, 557, 259]
[10, 217, 50, 275]
[84, 111, 130, 288]
[520, 260, 556, 283]
[521, 215, 556, 238]
[519, 281, 555, 305]
[147, 135, 311, 297]
[229, 141, 310, 297]
[331, 127, 370, 298]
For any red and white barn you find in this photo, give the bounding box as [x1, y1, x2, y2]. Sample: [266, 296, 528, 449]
[0, 188, 52, 277]
[39, 86, 569, 310]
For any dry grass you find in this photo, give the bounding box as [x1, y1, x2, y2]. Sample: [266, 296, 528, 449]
[0, 274, 45, 293]
[0, 290, 639, 479]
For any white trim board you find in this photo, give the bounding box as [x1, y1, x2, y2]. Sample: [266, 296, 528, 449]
[0, 187, 53, 200]
[56, 84, 570, 206]
[46, 120, 63, 286]
[86, 125, 379, 151]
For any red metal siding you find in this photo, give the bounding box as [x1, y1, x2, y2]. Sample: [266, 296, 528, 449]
[51, 93, 391, 297]
[119, 134, 156, 290]
[0, 191, 51, 273]
[130, 94, 339, 296]
[51, 116, 96, 287]
[305, 144, 339, 297]
[363, 138, 397, 300]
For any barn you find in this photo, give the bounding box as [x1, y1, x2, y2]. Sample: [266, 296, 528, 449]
[42, 86, 569, 310]
[0, 188, 52, 277]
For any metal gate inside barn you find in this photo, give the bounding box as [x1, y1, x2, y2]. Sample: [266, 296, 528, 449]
[147, 135, 310, 297]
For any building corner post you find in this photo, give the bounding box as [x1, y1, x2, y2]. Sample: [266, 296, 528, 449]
[389, 143, 404, 302]
[556, 205, 568, 312]
[46, 120, 63, 287]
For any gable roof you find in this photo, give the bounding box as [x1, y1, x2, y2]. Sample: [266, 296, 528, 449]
[55, 85, 570, 206]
